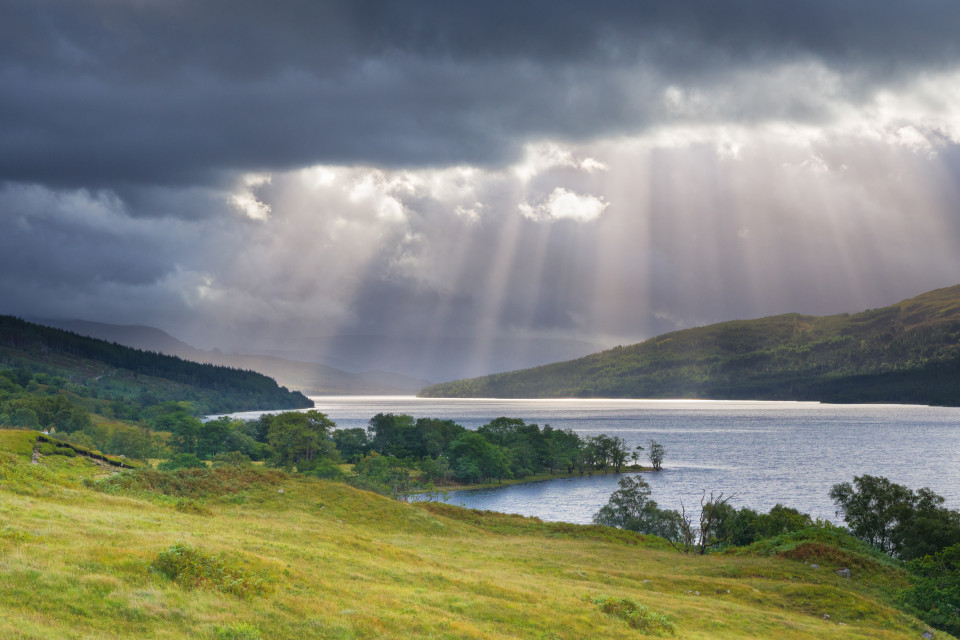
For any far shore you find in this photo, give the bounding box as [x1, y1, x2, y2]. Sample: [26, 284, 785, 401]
[417, 464, 654, 494]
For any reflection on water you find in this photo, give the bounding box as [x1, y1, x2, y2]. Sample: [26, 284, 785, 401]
[221, 396, 960, 525]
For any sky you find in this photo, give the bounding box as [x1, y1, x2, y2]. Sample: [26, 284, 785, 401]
[3, 1, 960, 381]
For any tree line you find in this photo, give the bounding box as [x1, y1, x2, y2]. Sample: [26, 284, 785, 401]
[147, 409, 666, 494]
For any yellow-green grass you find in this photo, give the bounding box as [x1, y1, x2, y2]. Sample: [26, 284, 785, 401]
[0, 440, 949, 639]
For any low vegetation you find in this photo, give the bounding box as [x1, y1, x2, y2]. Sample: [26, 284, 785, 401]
[0, 433, 948, 639]
[151, 542, 271, 598]
[592, 595, 675, 635]
[595, 472, 960, 636]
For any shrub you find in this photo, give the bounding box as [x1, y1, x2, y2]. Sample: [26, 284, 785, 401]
[210, 451, 254, 468]
[158, 453, 206, 471]
[900, 543, 960, 636]
[151, 542, 270, 598]
[311, 459, 345, 480]
[592, 595, 674, 635]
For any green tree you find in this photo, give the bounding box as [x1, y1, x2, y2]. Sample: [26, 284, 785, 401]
[333, 427, 372, 463]
[145, 402, 204, 455]
[901, 542, 960, 636]
[267, 410, 338, 472]
[830, 475, 915, 555]
[648, 441, 665, 471]
[448, 432, 511, 483]
[367, 413, 417, 457]
[593, 475, 684, 542]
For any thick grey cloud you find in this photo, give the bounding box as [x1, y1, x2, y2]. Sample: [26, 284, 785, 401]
[2, 1, 959, 187]
[2, 2, 960, 380]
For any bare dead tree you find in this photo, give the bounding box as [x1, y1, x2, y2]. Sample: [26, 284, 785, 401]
[668, 491, 736, 554]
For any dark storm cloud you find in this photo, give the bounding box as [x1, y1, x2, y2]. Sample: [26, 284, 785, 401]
[2, 0, 958, 188]
[3, 1, 960, 380]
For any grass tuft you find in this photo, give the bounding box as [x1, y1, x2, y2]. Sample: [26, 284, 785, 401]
[592, 595, 675, 635]
[214, 622, 262, 639]
[151, 542, 271, 598]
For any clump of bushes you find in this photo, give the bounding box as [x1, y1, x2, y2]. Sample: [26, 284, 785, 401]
[157, 453, 205, 471]
[151, 542, 270, 598]
[592, 595, 674, 634]
[900, 542, 960, 636]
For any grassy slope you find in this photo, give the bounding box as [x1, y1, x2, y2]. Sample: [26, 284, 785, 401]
[0, 430, 947, 640]
[421, 284, 960, 403]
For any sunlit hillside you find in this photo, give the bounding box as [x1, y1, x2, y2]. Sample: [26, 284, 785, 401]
[0, 429, 947, 639]
[421, 285, 960, 404]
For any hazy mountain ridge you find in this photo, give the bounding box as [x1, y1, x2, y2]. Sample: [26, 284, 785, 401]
[420, 284, 960, 406]
[36, 319, 430, 395]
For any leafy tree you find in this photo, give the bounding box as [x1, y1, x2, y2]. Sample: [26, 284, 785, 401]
[266, 410, 338, 472]
[414, 418, 465, 458]
[145, 402, 205, 455]
[593, 475, 685, 542]
[9, 406, 39, 428]
[831, 475, 960, 559]
[353, 453, 418, 500]
[333, 427, 373, 463]
[105, 426, 155, 460]
[894, 488, 960, 560]
[648, 441, 665, 470]
[831, 475, 919, 555]
[447, 432, 511, 483]
[714, 503, 815, 547]
[367, 413, 417, 457]
[476, 417, 526, 447]
[609, 436, 629, 472]
[593, 475, 657, 530]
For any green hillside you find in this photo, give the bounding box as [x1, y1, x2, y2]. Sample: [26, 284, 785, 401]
[421, 285, 960, 404]
[0, 315, 313, 415]
[0, 430, 947, 640]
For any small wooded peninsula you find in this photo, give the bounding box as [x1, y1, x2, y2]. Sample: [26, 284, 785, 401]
[420, 284, 960, 405]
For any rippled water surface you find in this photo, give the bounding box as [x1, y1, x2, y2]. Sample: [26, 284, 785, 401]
[224, 396, 960, 524]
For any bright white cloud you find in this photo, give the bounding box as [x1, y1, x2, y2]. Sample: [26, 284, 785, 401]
[520, 188, 609, 223]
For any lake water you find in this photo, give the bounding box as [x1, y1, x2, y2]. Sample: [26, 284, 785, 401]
[221, 396, 960, 525]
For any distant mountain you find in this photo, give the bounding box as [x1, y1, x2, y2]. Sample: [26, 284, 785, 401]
[261, 334, 607, 382]
[0, 316, 313, 415]
[36, 319, 429, 395]
[421, 284, 960, 406]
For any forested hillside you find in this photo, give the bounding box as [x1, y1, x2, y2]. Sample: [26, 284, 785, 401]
[421, 284, 960, 405]
[0, 315, 312, 416]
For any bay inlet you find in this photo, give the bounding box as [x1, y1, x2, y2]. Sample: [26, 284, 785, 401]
[220, 396, 960, 524]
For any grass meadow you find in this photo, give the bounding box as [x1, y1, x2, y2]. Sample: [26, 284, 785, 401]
[0, 429, 947, 639]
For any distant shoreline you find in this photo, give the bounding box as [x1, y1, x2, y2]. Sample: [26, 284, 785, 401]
[417, 464, 653, 494]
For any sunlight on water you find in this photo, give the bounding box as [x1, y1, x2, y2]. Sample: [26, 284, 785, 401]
[220, 396, 960, 525]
